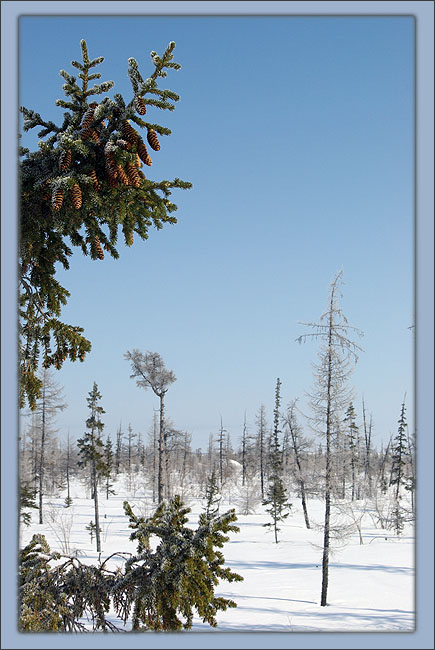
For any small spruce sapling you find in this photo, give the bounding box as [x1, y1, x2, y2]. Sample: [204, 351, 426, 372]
[203, 469, 221, 520]
[118, 495, 243, 630]
[20, 483, 38, 527]
[263, 379, 292, 543]
[86, 520, 102, 544]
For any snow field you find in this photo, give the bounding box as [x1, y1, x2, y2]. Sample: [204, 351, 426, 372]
[20, 477, 415, 633]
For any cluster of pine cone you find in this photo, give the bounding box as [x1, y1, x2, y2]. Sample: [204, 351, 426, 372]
[103, 116, 158, 189]
[49, 97, 164, 256]
[51, 183, 82, 212]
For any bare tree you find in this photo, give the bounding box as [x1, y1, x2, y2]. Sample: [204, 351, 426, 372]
[217, 417, 227, 487]
[240, 412, 248, 487]
[126, 423, 137, 491]
[255, 405, 267, 500]
[115, 423, 123, 475]
[64, 430, 74, 507]
[296, 270, 363, 607]
[282, 400, 311, 529]
[125, 350, 176, 503]
[22, 369, 67, 524]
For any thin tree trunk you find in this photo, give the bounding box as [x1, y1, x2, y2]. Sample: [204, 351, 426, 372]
[321, 305, 334, 607]
[274, 505, 278, 544]
[92, 451, 101, 553]
[164, 429, 171, 499]
[260, 433, 264, 500]
[300, 484, 310, 529]
[242, 416, 247, 487]
[351, 453, 355, 501]
[66, 433, 71, 506]
[152, 410, 158, 503]
[157, 393, 166, 503]
[38, 384, 46, 524]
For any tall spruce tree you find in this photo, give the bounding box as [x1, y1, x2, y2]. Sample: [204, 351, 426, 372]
[19, 39, 191, 409]
[297, 271, 363, 606]
[343, 402, 359, 501]
[389, 400, 410, 534]
[77, 382, 106, 552]
[262, 379, 292, 544]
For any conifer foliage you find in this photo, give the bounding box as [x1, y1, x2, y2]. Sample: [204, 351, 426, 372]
[117, 496, 243, 630]
[19, 40, 191, 410]
[19, 497, 243, 632]
[19, 483, 38, 527]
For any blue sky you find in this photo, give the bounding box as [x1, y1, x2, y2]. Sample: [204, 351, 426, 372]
[19, 15, 415, 450]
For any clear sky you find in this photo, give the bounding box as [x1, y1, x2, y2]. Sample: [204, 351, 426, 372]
[19, 14, 414, 450]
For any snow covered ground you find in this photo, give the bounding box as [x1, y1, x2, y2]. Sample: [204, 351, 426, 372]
[20, 477, 415, 633]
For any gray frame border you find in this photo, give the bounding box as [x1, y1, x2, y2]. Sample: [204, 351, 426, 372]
[2, 2, 433, 649]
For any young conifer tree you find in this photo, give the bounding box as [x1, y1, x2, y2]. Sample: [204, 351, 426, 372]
[343, 402, 359, 501]
[262, 378, 292, 544]
[203, 469, 221, 520]
[119, 496, 243, 630]
[389, 400, 410, 534]
[19, 40, 191, 410]
[19, 483, 38, 527]
[77, 382, 106, 552]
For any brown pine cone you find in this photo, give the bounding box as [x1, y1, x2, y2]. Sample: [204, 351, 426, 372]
[59, 149, 72, 171]
[80, 126, 99, 142]
[89, 169, 100, 191]
[134, 96, 147, 115]
[51, 188, 64, 211]
[116, 165, 130, 185]
[71, 183, 82, 209]
[81, 105, 96, 129]
[104, 142, 118, 178]
[126, 162, 141, 188]
[147, 128, 160, 151]
[121, 120, 139, 144]
[137, 140, 152, 166]
[94, 236, 104, 260]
